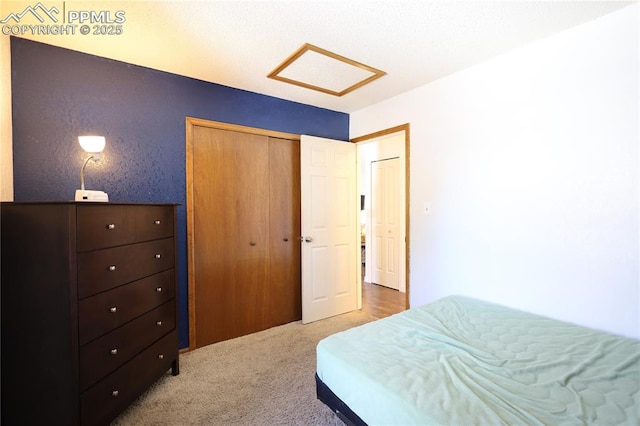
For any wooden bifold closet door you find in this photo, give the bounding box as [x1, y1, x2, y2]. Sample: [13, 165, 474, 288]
[191, 125, 301, 348]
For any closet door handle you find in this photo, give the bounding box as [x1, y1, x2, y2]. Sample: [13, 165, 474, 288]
[283, 237, 289, 242]
[249, 241, 256, 246]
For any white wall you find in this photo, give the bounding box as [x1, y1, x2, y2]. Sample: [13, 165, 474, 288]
[1, 33, 14, 201]
[350, 4, 639, 339]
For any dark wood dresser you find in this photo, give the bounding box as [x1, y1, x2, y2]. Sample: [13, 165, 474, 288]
[1, 202, 180, 426]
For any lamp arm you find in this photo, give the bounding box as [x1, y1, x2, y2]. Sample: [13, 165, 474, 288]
[80, 155, 94, 191]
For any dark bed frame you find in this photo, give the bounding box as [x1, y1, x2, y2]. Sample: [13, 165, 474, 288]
[315, 373, 368, 426]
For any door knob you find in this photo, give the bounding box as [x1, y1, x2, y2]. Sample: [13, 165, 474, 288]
[304, 236, 313, 243]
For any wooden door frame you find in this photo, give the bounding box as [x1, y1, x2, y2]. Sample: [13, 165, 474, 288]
[185, 117, 300, 351]
[351, 123, 410, 309]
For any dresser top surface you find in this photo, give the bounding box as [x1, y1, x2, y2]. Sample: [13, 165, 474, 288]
[1, 201, 180, 207]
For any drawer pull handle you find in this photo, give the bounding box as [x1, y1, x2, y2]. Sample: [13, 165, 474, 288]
[155, 254, 161, 259]
[156, 287, 163, 293]
[158, 354, 164, 360]
[156, 321, 162, 326]
[107, 224, 116, 230]
[109, 307, 117, 313]
[112, 390, 119, 397]
[108, 265, 116, 272]
[154, 220, 161, 225]
[110, 348, 118, 355]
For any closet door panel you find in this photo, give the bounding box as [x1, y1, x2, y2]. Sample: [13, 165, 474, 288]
[193, 126, 231, 345]
[268, 137, 302, 326]
[193, 127, 269, 346]
[234, 132, 270, 337]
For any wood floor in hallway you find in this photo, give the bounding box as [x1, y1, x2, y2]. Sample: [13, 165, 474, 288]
[361, 281, 406, 319]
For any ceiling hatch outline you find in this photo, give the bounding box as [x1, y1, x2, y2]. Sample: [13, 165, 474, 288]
[267, 43, 386, 97]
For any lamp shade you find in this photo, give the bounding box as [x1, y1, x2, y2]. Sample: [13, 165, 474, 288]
[78, 136, 105, 153]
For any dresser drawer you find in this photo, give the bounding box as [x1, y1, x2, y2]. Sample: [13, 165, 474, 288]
[80, 331, 177, 426]
[79, 301, 175, 391]
[77, 205, 137, 251]
[79, 269, 174, 344]
[135, 206, 174, 242]
[77, 205, 174, 252]
[78, 238, 174, 299]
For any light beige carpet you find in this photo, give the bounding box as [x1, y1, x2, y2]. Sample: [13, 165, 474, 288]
[111, 310, 375, 425]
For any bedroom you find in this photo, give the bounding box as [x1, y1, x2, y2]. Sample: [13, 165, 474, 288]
[1, 1, 638, 424]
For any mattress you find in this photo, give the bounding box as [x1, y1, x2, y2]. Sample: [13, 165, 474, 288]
[316, 295, 640, 425]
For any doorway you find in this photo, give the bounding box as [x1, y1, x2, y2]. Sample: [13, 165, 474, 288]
[353, 124, 409, 309]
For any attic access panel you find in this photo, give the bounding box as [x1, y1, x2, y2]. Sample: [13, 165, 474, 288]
[268, 43, 386, 97]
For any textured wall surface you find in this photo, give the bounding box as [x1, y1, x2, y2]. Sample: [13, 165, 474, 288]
[10, 37, 349, 348]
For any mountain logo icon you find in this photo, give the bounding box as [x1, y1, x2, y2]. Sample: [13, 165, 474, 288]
[1, 2, 60, 24]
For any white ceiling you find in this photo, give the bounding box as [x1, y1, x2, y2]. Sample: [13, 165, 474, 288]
[5, 0, 633, 113]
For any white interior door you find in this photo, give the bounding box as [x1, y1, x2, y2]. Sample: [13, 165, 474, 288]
[371, 158, 400, 289]
[301, 135, 358, 324]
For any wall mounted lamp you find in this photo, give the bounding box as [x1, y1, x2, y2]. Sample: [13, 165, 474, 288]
[74, 135, 109, 202]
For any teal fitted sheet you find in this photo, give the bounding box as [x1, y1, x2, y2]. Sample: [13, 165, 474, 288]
[316, 295, 640, 425]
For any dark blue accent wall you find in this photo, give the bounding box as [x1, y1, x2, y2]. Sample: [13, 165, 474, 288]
[10, 37, 349, 349]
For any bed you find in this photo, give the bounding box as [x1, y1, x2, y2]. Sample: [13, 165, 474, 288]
[316, 295, 640, 425]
